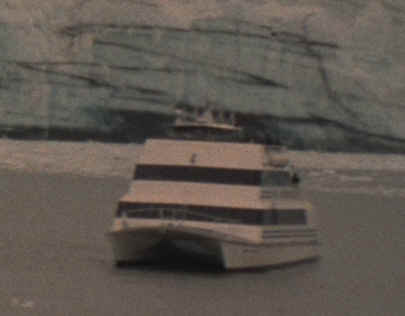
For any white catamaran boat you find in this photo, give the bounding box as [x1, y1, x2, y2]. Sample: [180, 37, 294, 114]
[107, 107, 319, 269]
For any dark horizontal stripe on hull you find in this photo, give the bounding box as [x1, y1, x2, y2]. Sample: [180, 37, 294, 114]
[262, 234, 317, 239]
[118, 203, 308, 225]
[263, 230, 317, 236]
[263, 228, 317, 234]
[261, 240, 319, 248]
[262, 230, 318, 238]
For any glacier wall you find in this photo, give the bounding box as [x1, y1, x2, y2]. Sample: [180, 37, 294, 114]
[1, 0, 405, 151]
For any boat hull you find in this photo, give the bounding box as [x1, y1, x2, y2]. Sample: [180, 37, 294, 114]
[220, 240, 319, 269]
[107, 224, 319, 269]
[108, 229, 165, 264]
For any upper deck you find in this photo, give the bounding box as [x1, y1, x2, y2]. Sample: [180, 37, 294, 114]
[138, 139, 287, 171]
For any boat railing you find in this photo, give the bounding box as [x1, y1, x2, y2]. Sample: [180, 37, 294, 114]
[125, 207, 240, 224]
[122, 205, 309, 227]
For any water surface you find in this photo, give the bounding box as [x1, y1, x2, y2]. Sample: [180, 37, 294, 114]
[0, 169, 404, 315]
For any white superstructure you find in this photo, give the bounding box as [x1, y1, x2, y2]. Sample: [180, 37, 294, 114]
[107, 109, 319, 269]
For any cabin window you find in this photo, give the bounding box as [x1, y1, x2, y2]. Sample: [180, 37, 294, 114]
[261, 170, 292, 186]
[134, 164, 262, 186]
[276, 209, 307, 225]
[116, 203, 160, 218]
[261, 209, 307, 225]
[117, 203, 306, 225]
[262, 210, 279, 225]
[118, 202, 264, 224]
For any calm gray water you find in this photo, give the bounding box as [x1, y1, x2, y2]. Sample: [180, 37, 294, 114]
[0, 169, 404, 315]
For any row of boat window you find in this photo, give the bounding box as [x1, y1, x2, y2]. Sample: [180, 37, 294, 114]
[134, 164, 293, 186]
[117, 203, 307, 225]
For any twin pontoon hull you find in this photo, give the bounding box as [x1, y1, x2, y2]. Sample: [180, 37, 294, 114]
[107, 223, 319, 269]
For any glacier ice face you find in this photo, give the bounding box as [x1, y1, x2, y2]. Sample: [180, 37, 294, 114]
[1, 0, 405, 151]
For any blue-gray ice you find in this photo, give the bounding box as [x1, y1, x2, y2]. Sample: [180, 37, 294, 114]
[1, 0, 404, 151]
